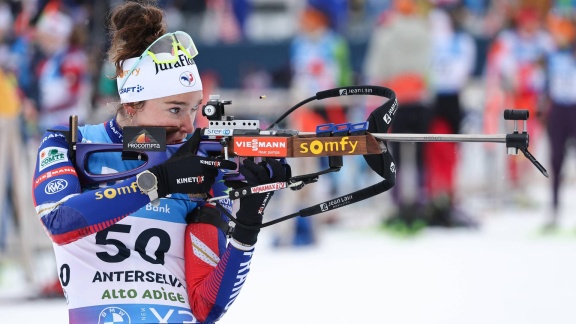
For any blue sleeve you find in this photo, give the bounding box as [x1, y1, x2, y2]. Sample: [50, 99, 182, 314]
[33, 128, 151, 245]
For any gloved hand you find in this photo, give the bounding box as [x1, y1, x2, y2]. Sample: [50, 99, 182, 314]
[227, 158, 290, 246]
[149, 129, 237, 197]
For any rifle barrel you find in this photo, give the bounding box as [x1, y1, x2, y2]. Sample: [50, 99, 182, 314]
[371, 133, 507, 143]
[298, 132, 507, 143]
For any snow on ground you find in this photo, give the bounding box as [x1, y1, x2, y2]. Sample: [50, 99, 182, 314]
[2, 181, 576, 324]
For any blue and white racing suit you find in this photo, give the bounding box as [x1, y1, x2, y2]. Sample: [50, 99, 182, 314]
[33, 118, 254, 324]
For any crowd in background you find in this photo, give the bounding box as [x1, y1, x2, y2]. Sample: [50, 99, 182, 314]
[1, 0, 576, 296]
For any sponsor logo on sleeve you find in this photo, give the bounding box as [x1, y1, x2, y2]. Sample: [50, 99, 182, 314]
[38, 147, 68, 171]
[225, 252, 253, 311]
[40, 132, 66, 146]
[34, 166, 77, 188]
[94, 182, 139, 200]
[44, 179, 68, 194]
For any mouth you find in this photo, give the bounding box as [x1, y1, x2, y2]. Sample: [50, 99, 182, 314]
[165, 126, 187, 144]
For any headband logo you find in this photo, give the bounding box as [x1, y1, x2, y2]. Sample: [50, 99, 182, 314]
[179, 71, 196, 87]
[118, 68, 140, 78]
[155, 53, 194, 74]
[339, 89, 348, 96]
[119, 85, 144, 94]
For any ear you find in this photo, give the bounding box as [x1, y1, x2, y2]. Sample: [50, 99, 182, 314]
[123, 103, 137, 116]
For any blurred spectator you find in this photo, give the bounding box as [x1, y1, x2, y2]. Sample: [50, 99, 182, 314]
[425, 4, 477, 227]
[306, 0, 348, 34]
[200, 0, 245, 44]
[8, 1, 43, 138]
[0, 1, 41, 292]
[364, 0, 393, 22]
[232, 0, 253, 36]
[274, 1, 353, 247]
[33, 8, 89, 134]
[541, 11, 576, 230]
[459, 0, 515, 38]
[484, 6, 554, 203]
[290, 1, 352, 97]
[14, 4, 90, 298]
[362, 0, 432, 232]
[0, 0, 19, 250]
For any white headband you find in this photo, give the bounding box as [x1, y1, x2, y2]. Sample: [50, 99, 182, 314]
[117, 52, 203, 103]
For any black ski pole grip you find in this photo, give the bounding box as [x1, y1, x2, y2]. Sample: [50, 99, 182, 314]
[504, 109, 529, 120]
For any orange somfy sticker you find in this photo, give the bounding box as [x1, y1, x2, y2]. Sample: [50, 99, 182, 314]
[233, 137, 289, 157]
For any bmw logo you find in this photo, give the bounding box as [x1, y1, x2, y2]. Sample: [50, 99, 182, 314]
[98, 307, 131, 324]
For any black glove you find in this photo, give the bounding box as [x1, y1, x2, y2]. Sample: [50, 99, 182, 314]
[149, 129, 237, 197]
[227, 158, 290, 246]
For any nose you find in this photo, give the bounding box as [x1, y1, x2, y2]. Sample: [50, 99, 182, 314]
[180, 115, 194, 134]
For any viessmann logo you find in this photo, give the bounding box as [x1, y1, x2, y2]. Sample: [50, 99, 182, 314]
[34, 166, 77, 188]
[236, 139, 287, 151]
[233, 137, 288, 157]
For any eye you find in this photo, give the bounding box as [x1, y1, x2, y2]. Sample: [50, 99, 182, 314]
[169, 107, 182, 114]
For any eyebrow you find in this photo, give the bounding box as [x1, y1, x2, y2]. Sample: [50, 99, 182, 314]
[164, 100, 188, 106]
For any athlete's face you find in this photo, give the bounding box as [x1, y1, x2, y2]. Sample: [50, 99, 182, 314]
[131, 91, 203, 144]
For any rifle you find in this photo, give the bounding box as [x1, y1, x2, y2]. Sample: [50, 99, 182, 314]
[57, 85, 548, 229]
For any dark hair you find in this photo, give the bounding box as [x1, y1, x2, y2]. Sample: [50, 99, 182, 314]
[107, 1, 166, 78]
